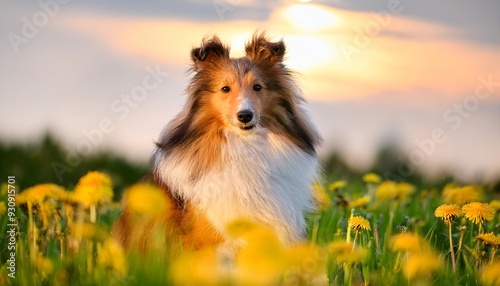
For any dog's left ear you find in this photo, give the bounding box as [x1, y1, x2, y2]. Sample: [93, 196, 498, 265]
[245, 33, 286, 65]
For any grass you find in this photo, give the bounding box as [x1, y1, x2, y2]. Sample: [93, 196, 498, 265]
[1, 171, 499, 285]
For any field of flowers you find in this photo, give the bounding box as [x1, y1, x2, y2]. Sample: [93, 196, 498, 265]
[1, 171, 499, 285]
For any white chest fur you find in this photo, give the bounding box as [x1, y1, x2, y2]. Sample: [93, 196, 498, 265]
[154, 129, 318, 244]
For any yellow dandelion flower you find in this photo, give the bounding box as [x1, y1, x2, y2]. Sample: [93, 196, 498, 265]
[348, 216, 371, 232]
[349, 196, 370, 209]
[312, 183, 331, 211]
[375, 181, 415, 201]
[228, 220, 288, 285]
[476, 233, 500, 246]
[442, 184, 483, 205]
[17, 184, 66, 205]
[479, 260, 500, 286]
[434, 204, 462, 225]
[462, 202, 495, 225]
[39, 200, 58, 229]
[1, 183, 8, 196]
[329, 180, 347, 191]
[97, 239, 126, 275]
[124, 184, 169, 216]
[490, 200, 500, 212]
[362, 173, 381, 184]
[35, 256, 54, 278]
[0, 201, 6, 216]
[396, 182, 416, 200]
[71, 222, 97, 239]
[171, 247, 222, 285]
[402, 251, 443, 280]
[72, 171, 113, 208]
[285, 243, 326, 282]
[390, 233, 428, 253]
[327, 241, 368, 264]
[375, 181, 398, 201]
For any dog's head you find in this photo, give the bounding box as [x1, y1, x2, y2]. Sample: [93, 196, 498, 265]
[155, 33, 320, 156]
[188, 33, 292, 132]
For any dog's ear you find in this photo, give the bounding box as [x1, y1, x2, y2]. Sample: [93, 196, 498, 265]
[245, 32, 286, 65]
[191, 36, 230, 71]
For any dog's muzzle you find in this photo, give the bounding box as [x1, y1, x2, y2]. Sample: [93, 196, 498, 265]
[237, 109, 255, 130]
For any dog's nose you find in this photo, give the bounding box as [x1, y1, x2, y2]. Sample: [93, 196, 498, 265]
[237, 110, 253, 123]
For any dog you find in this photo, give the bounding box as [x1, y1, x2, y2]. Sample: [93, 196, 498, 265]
[113, 32, 321, 251]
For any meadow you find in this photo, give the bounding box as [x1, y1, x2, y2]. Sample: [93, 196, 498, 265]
[1, 169, 499, 286]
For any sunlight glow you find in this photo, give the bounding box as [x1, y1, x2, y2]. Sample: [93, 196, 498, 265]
[285, 35, 337, 71]
[285, 4, 338, 31]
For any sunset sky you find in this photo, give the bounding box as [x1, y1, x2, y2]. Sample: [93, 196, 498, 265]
[1, 0, 499, 182]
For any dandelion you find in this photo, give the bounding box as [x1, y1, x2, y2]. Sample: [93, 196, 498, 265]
[476, 233, 500, 246]
[171, 247, 222, 285]
[229, 220, 288, 285]
[402, 251, 443, 281]
[312, 183, 331, 211]
[479, 260, 500, 286]
[490, 200, 500, 212]
[362, 173, 381, 184]
[390, 233, 427, 253]
[396, 182, 416, 200]
[0, 183, 8, 196]
[435, 204, 462, 225]
[327, 241, 368, 265]
[72, 171, 113, 208]
[71, 222, 97, 239]
[462, 202, 495, 225]
[349, 215, 371, 250]
[285, 243, 327, 285]
[435, 204, 462, 272]
[0, 201, 6, 216]
[375, 181, 415, 202]
[17, 184, 66, 205]
[97, 239, 126, 275]
[349, 216, 371, 233]
[349, 196, 370, 209]
[35, 255, 54, 278]
[375, 181, 398, 201]
[124, 184, 170, 216]
[442, 184, 483, 205]
[328, 180, 347, 191]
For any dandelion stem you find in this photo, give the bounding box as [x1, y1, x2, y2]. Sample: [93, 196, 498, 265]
[28, 202, 36, 264]
[346, 209, 354, 243]
[353, 231, 359, 250]
[311, 214, 320, 244]
[448, 223, 456, 272]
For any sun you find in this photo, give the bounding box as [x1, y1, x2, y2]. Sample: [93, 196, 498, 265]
[284, 3, 339, 31]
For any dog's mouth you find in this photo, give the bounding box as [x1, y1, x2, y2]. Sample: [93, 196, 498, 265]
[239, 123, 255, 130]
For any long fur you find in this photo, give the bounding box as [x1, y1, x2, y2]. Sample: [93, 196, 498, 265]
[114, 32, 321, 250]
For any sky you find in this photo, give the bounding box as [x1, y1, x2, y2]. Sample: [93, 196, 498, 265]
[1, 0, 499, 182]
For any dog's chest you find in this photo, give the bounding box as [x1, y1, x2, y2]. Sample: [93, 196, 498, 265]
[156, 132, 318, 242]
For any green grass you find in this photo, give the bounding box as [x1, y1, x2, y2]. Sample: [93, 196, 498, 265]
[1, 173, 499, 285]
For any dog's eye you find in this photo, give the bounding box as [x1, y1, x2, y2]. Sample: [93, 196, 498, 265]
[253, 84, 262, 92]
[221, 86, 231, 93]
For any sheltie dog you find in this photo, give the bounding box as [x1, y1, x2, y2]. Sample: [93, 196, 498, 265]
[113, 32, 321, 251]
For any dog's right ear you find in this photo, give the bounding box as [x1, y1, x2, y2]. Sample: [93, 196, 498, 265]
[191, 36, 230, 71]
